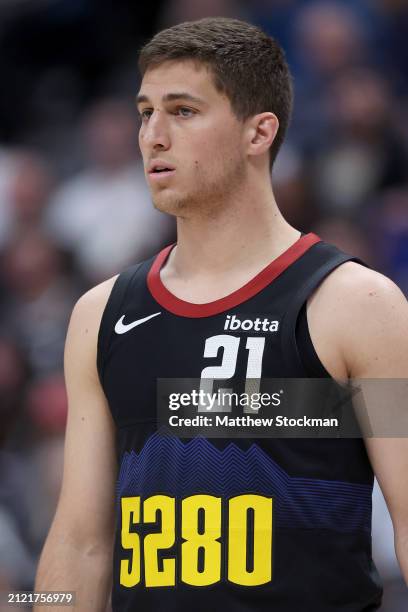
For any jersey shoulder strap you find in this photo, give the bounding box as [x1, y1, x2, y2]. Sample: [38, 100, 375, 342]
[280, 240, 372, 375]
[97, 259, 152, 387]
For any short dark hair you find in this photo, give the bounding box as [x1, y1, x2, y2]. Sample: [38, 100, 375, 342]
[138, 17, 294, 169]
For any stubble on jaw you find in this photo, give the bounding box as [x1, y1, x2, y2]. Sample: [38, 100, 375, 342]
[151, 152, 247, 219]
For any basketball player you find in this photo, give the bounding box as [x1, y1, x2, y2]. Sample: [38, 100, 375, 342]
[35, 18, 408, 611]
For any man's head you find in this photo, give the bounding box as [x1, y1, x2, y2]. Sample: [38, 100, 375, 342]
[137, 17, 293, 216]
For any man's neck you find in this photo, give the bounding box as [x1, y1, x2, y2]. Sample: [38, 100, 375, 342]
[165, 183, 300, 281]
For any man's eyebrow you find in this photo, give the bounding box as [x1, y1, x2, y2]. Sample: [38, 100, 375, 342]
[136, 92, 206, 106]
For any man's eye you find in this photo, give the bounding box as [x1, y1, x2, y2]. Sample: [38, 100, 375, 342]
[177, 107, 194, 117]
[140, 109, 152, 120]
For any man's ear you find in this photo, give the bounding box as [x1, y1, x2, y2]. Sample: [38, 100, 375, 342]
[246, 112, 279, 160]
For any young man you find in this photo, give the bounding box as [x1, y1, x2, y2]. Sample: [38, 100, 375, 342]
[35, 18, 408, 611]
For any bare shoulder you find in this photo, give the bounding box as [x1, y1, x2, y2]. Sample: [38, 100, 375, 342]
[309, 260, 405, 312]
[307, 261, 408, 379]
[316, 259, 403, 293]
[65, 274, 120, 377]
[310, 260, 407, 323]
[72, 274, 120, 325]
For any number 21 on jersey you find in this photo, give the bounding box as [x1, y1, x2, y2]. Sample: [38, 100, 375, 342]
[199, 334, 266, 407]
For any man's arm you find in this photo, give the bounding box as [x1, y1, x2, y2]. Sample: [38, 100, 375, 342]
[34, 275, 119, 611]
[332, 263, 408, 585]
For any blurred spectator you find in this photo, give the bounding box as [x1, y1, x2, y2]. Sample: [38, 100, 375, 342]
[0, 231, 79, 379]
[0, 149, 55, 250]
[45, 98, 175, 284]
[288, 1, 370, 151]
[293, 1, 368, 77]
[23, 375, 67, 551]
[367, 188, 408, 296]
[26, 373, 67, 438]
[0, 338, 28, 447]
[243, 1, 377, 72]
[310, 68, 407, 216]
[0, 338, 36, 591]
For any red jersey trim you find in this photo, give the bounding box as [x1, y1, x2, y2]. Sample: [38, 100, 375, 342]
[147, 232, 322, 318]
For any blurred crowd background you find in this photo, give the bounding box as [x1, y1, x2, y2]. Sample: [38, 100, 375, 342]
[0, 0, 407, 609]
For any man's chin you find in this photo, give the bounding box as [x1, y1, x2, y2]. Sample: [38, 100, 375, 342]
[152, 194, 189, 216]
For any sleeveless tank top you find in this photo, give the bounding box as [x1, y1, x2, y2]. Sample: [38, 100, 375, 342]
[97, 232, 383, 611]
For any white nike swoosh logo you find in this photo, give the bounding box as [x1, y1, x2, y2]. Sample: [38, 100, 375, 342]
[114, 312, 161, 334]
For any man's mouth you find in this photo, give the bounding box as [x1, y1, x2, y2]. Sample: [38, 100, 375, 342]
[152, 166, 171, 173]
[148, 161, 176, 174]
[148, 163, 176, 181]
[149, 169, 175, 180]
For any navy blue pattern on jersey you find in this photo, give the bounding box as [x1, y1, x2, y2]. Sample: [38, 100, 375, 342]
[116, 430, 372, 533]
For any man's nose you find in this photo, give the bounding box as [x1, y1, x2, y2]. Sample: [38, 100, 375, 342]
[141, 111, 170, 150]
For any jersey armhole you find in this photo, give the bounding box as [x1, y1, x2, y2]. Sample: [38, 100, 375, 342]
[281, 249, 371, 379]
[295, 302, 331, 378]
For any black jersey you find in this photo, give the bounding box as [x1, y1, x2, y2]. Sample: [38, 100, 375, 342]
[97, 232, 383, 611]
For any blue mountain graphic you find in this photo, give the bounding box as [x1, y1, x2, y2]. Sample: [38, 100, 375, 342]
[116, 431, 371, 533]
